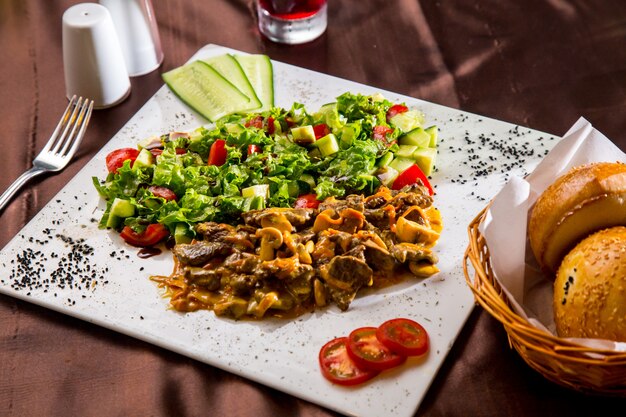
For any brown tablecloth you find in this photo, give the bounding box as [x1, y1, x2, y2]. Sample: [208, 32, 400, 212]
[1, 1, 625, 416]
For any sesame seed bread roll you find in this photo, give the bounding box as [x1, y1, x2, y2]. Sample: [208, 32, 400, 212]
[553, 226, 626, 342]
[528, 162, 626, 275]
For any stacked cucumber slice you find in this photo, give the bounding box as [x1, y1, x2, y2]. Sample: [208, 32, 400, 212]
[163, 54, 274, 121]
[385, 111, 438, 178]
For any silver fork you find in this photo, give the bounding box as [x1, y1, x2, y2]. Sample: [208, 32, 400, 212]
[0, 95, 94, 213]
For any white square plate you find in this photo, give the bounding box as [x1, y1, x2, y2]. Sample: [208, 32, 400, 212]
[0, 45, 558, 417]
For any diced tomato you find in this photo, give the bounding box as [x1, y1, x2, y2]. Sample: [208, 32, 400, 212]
[391, 164, 433, 195]
[267, 116, 276, 135]
[319, 337, 380, 386]
[372, 125, 394, 142]
[346, 327, 406, 371]
[294, 193, 321, 209]
[376, 318, 429, 357]
[247, 144, 262, 156]
[313, 123, 330, 139]
[245, 115, 264, 129]
[119, 224, 169, 247]
[386, 104, 409, 122]
[207, 139, 227, 166]
[147, 185, 177, 202]
[105, 148, 140, 173]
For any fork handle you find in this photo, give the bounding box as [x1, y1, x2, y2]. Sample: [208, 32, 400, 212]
[0, 166, 47, 213]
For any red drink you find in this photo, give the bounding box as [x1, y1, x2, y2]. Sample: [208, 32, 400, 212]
[258, 0, 326, 20]
[257, 0, 328, 44]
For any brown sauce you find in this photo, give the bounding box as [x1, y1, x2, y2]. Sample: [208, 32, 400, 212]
[138, 247, 162, 259]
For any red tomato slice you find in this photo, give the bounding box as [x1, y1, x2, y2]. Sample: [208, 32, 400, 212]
[294, 193, 321, 209]
[391, 164, 434, 195]
[208, 139, 227, 166]
[386, 104, 409, 122]
[147, 185, 177, 201]
[247, 144, 262, 156]
[267, 116, 276, 135]
[376, 318, 429, 357]
[313, 123, 330, 139]
[372, 125, 394, 142]
[105, 148, 140, 173]
[346, 327, 407, 371]
[245, 115, 264, 129]
[119, 224, 170, 247]
[319, 337, 380, 386]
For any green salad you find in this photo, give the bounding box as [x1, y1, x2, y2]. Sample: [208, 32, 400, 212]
[93, 92, 437, 246]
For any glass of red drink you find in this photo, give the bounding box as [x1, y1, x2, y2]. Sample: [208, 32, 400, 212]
[257, 0, 327, 44]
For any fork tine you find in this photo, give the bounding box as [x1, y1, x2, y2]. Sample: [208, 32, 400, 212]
[60, 98, 94, 158]
[49, 96, 84, 156]
[40, 95, 78, 155]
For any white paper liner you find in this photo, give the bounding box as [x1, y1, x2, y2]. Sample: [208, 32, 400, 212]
[479, 117, 626, 352]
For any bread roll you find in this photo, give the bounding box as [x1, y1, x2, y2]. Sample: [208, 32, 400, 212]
[528, 162, 626, 275]
[553, 226, 626, 342]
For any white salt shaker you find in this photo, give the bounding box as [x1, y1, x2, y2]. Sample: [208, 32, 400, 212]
[99, 0, 164, 76]
[62, 3, 131, 109]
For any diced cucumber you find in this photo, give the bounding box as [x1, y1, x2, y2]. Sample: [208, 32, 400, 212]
[413, 147, 437, 176]
[340, 122, 360, 148]
[314, 102, 342, 130]
[242, 184, 269, 199]
[425, 125, 438, 148]
[203, 54, 261, 112]
[233, 54, 274, 112]
[133, 148, 154, 169]
[395, 144, 418, 158]
[314, 133, 339, 157]
[225, 123, 245, 135]
[389, 110, 424, 133]
[376, 166, 399, 187]
[291, 125, 316, 144]
[106, 198, 135, 228]
[399, 127, 431, 148]
[287, 181, 301, 198]
[377, 152, 394, 168]
[162, 60, 251, 122]
[174, 223, 193, 244]
[250, 195, 266, 210]
[389, 156, 415, 174]
[297, 173, 316, 193]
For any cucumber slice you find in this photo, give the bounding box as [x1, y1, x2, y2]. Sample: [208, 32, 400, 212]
[174, 223, 194, 244]
[106, 198, 135, 229]
[233, 54, 274, 112]
[291, 125, 316, 144]
[395, 144, 418, 159]
[162, 60, 251, 122]
[133, 148, 154, 169]
[242, 184, 270, 199]
[399, 127, 430, 148]
[389, 110, 424, 133]
[377, 152, 394, 168]
[413, 147, 437, 176]
[203, 54, 261, 112]
[389, 156, 415, 174]
[425, 125, 438, 148]
[315, 133, 339, 157]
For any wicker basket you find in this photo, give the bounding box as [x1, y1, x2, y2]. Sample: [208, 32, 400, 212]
[463, 205, 626, 396]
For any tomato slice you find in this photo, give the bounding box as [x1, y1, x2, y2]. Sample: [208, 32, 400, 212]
[105, 148, 140, 173]
[119, 224, 170, 247]
[313, 123, 330, 139]
[208, 139, 227, 166]
[319, 337, 380, 386]
[391, 164, 434, 195]
[245, 115, 264, 129]
[376, 318, 429, 357]
[294, 193, 321, 209]
[386, 104, 409, 122]
[147, 185, 177, 201]
[247, 144, 262, 156]
[372, 125, 394, 142]
[266, 116, 276, 135]
[346, 327, 406, 371]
